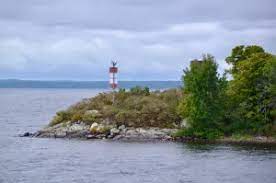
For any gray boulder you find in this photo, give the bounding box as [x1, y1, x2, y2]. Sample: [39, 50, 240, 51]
[118, 125, 126, 130]
[110, 128, 120, 136]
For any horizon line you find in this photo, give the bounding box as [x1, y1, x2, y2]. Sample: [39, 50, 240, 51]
[0, 79, 181, 82]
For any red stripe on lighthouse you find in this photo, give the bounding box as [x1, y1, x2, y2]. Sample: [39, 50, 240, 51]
[109, 67, 118, 73]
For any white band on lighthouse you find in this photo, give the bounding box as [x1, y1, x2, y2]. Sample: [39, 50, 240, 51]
[114, 78, 118, 84]
[109, 78, 117, 83]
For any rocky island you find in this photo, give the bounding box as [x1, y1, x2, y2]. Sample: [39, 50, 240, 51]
[33, 87, 183, 141]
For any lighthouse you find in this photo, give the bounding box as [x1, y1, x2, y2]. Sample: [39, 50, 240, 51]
[109, 60, 118, 89]
[109, 61, 118, 104]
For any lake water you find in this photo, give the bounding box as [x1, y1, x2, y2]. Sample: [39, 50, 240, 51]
[0, 88, 275, 183]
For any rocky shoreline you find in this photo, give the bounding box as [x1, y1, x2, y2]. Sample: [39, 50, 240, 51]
[22, 121, 276, 145]
[26, 121, 178, 141]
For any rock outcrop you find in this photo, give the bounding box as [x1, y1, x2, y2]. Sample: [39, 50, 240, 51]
[34, 121, 177, 141]
[35, 121, 90, 138]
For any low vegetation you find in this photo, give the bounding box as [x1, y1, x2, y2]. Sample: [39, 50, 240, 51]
[49, 87, 182, 128]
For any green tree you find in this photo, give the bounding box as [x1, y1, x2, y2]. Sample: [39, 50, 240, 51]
[268, 56, 276, 124]
[178, 54, 227, 138]
[226, 45, 265, 74]
[226, 45, 275, 135]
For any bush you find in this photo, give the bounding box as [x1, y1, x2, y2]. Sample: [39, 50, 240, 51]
[130, 86, 150, 96]
[49, 111, 71, 126]
[82, 113, 96, 125]
[71, 113, 83, 122]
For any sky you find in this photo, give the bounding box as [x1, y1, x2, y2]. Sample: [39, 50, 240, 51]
[0, 0, 275, 81]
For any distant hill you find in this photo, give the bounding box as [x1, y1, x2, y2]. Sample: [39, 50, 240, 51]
[0, 79, 181, 89]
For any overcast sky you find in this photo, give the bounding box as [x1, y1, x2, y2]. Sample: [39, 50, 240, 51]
[0, 0, 275, 80]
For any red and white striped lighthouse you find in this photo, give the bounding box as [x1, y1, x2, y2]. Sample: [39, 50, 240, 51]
[109, 61, 118, 89]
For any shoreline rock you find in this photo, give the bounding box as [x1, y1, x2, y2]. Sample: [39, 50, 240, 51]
[33, 121, 90, 138]
[32, 121, 178, 141]
[22, 122, 276, 145]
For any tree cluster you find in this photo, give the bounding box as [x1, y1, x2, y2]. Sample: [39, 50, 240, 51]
[178, 45, 276, 139]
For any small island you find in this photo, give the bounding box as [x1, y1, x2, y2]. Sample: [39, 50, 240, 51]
[35, 87, 182, 141]
[32, 45, 276, 145]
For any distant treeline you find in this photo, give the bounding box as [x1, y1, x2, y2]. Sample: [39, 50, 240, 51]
[0, 80, 181, 90]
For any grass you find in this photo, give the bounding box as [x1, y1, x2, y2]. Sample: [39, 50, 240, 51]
[49, 86, 182, 128]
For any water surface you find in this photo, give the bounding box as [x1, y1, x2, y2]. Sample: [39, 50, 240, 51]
[0, 89, 275, 183]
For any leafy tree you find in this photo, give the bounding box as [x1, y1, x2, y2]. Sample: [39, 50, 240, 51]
[226, 45, 265, 74]
[178, 54, 227, 138]
[268, 56, 276, 124]
[226, 45, 275, 135]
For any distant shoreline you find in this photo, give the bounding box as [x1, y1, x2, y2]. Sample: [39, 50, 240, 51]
[0, 80, 181, 89]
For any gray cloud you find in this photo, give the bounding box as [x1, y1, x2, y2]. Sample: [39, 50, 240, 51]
[0, 0, 275, 80]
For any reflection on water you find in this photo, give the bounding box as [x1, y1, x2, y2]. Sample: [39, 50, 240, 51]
[0, 89, 275, 183]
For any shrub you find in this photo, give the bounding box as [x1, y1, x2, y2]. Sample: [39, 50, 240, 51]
[49, 111, 71, 126]
[82, 114, 96, 125]
[71, 113, 83, 122]
[130, 86, 150, 96]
